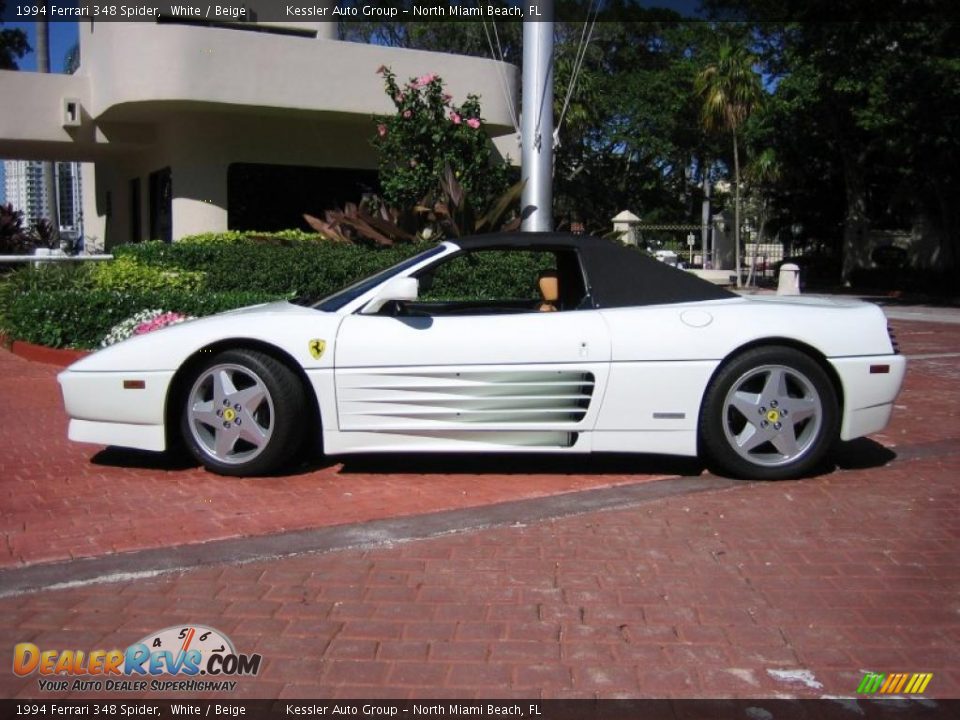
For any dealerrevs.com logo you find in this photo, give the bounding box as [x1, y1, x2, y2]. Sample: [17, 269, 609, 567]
[13, 625, 261, 693]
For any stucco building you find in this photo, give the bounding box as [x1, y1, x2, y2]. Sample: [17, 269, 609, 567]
[0, 13, 517, 249]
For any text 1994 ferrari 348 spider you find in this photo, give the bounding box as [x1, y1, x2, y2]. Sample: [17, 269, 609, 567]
[59, 233, 905, 480]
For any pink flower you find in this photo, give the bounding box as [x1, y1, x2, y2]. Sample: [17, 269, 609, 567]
[412, 73, 437, 89]
[395, 93, 404, 102]
[377, 123, 387, 137]
[467, 117, 481, 129]
[442, 93, 452, 102]
[450, 112, 462, 124]
[403, 110, 412, 119]
[133, 312, 188, 336]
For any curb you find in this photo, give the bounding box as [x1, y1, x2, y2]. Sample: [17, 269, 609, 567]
[0, 473, 743, 597]
[7, 339, 91, 367]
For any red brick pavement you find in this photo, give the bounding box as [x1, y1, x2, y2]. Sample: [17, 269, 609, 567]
[0, 354, 676, 569]
[0, 318, 957, 699]
[0, 450, 956, 699]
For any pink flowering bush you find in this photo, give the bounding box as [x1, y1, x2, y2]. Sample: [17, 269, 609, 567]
[100, 309, 194, 348]
[134, 311, 191, 336]
[372, 67, 509, 210]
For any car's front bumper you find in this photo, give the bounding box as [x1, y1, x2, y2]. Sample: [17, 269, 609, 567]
[67, 418, 167, 452]
[830, 354, 907, 441]
[58, 369, 175, 451]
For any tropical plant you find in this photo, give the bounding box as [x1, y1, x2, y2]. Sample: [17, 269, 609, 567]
[416, 166, 523, 239]
[0, 203, 35, 255]
[304, 167, 523, 245]
[303, 196, 419, 246]
[696, 36, 764, 287]
[372, 66, 510, 211]
[31, 219, 58, 249]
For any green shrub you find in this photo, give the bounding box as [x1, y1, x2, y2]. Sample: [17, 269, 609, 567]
[113, 240, 218, 268]
[4, 289, 279, 349]
[90, 255, 206, 292]
[373, 68, 509, 210]
[115, 240, 427, 297]
[2, 262, 95, 293]
[422, 250, 552, 301]
[174, 230, 327, 246]
[1, 234, 564, 349]
[250, 229, 328, 244]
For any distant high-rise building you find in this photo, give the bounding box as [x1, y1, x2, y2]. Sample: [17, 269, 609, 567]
[2, 159, 83, 236]
[57, 161, 84, 235]
[3, 160, 48, 225]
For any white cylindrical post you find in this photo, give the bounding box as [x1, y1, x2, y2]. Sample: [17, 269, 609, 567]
[521, 2, 554, 232]
[777, 263, 801, 295]
[611, 210, 640, 245]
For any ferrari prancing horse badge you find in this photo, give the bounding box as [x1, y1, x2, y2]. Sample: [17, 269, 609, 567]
[308, 339, 326, 359]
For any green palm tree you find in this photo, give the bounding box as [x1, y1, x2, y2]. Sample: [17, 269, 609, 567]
[743, 147, 781, 287]
[696, 38, 763, 287]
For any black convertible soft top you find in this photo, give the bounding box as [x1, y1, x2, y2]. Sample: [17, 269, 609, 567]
[452, 232, 735, 308]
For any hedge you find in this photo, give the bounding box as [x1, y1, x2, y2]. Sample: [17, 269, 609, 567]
[0, 231, 568, 349]
[113, 240, 428, 297]
[3, 289, 280, 349]
[113, 240, 547, 301]
[0, 234, 426, 348]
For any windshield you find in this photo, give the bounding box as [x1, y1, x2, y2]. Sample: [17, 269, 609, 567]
[310, 244, 447, 312]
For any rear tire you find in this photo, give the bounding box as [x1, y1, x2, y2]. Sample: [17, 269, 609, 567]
[699, 346, 839, 480]
[180, 349, 307, 476]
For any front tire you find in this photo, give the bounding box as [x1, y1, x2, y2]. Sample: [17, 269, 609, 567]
[180, 349, 307, 476]
[700, 346, 839, 480]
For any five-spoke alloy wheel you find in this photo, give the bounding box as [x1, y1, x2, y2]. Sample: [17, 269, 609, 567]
[180, 349, 307, 476]
[700, 346, 839, 480]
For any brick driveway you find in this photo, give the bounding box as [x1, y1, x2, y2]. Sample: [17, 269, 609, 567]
[0, 318, 957, 699]
[0, 353, 680, 569]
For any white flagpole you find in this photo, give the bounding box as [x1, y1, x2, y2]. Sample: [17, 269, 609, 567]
[520, 1, 554, 232]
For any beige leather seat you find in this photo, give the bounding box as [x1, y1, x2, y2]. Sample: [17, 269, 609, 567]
[538, 269, 559, 312]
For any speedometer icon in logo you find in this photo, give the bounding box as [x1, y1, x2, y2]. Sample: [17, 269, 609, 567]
[129, 624, 262, 677]
[136, 625, 234, 674]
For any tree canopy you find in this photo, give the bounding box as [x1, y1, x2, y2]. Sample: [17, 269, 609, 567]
[0, 1, 30, 70]
[343, 0, 959, 277]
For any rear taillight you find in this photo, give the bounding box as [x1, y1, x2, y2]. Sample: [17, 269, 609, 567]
[887, 325, 900, 354]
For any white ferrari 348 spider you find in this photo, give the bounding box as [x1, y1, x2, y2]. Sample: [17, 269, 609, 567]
[59, 233, 905, 480]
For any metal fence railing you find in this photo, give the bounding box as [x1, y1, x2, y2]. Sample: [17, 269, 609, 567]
[0, 253, 113, 264]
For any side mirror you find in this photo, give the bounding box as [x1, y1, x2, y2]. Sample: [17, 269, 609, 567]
[360, 277, 419, 315]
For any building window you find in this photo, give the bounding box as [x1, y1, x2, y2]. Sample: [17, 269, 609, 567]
[130, 177, 142, 243]
[227, 163, 379, 233]
[149, 167, 172, 242]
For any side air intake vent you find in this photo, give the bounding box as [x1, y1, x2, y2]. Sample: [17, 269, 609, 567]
[338, 370, 597, 427]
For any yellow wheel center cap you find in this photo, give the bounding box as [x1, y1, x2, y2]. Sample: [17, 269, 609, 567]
[766, 409, 780, 423]
[223, 408, 237, 422]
